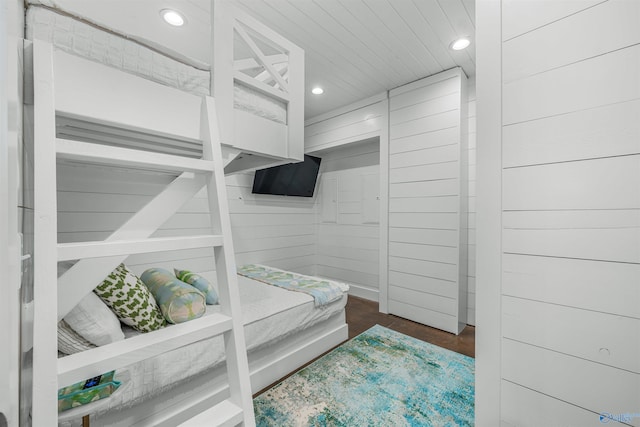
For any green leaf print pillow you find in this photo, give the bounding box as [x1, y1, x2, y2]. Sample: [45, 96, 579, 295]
[140, 268, 206, 324]
[94, 264, 166, 332]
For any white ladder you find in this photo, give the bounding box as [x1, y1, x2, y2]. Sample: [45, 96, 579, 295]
[30, 40, 255, 426]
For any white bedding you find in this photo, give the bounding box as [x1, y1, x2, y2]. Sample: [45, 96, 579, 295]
[26, 5, 287, 124]
[58, 275, 347, 424]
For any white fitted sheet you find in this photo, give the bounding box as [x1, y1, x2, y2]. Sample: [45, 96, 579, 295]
[57, 275, 347, 423]
[26, 5, 287, 124]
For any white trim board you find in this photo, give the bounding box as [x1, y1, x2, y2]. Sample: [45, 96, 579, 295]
[305, 92, 388, 127]
[475, 0, 502, 424]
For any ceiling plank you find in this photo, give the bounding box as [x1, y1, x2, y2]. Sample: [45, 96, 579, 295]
[389, 0, 457, 72]
[233, 0, 385, 93]
[412, 0, 476, 77]
[293, 0, 407, 84]
[339, 0, 433, 80]
[361, 0, 443, 78]
[315, 0, 421, 84]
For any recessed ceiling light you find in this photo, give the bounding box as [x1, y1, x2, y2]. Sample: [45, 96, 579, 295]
[311, 87, 324, 95]
[160, 9, 185, 27]
[450, 37, 471, 51]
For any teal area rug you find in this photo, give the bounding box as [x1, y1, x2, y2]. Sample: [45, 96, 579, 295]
[253, 325, 475, 426]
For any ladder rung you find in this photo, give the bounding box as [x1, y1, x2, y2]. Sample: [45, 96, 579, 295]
[56, 138, 214, 173]
[179, 399, 244, 427]
[57, 235, 224, 261]
[58, 313, 233, 386]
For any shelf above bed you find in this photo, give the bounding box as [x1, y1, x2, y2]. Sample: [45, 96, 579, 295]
[56, 138, 215, 173]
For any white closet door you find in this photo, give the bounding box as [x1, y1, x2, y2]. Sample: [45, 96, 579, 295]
[387, 69, 466, 335]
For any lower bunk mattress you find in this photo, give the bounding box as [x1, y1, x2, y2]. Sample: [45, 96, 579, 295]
[57, 274, 348, 425]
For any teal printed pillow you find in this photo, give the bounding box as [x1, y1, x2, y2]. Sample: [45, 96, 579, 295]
[94, 264, 166, 332]
[174, 269, 218, 305]
[58, 371, 120, 412]
[140, 268, 206, 324]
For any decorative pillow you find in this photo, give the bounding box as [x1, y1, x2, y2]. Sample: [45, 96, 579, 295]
[58, 370, 121, 412]
[141, 268, 206, 324]
[63, 291, 125, 346]
[58, 320, 96, 355]
[174, 269, 218, 305]
[94, 264, 166, 332]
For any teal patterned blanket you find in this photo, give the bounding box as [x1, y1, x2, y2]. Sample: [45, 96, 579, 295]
[237, 264, 349, 307]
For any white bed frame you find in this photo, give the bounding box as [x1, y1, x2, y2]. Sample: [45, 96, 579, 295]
[213, 1, 305, 173]
[59, 315, 348, 427]
[25, 2, 344, 426]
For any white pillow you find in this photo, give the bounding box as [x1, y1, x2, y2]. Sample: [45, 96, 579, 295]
[63, 292, 125, 346]
[58, 320, 95, 355]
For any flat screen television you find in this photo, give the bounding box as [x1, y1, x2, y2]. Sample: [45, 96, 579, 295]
[252, 154, 321, 197]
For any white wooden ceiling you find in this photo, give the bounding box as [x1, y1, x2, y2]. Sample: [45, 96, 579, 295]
[231, 0, 476, 119]
[46, 0, 475, 119]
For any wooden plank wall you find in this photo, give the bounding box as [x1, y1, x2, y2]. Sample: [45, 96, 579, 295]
[314, 141, 380, 301]
[55, 77, 475, 329]
[466, 77, 476, 326]
[306, 81, 476, 325]
[388, 70, 467, 334]
[305, 97, 386, 154]
[305, 99, 386, 301]
[500, 0, 640, 424]
[56, 164, 316, 285]
[224, 172, 316, 275]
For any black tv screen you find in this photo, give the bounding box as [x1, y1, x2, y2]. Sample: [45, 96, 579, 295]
[252, 155, 321, 197]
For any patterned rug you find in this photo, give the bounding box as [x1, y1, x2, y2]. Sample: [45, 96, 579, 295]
[253, 325, 475, 426]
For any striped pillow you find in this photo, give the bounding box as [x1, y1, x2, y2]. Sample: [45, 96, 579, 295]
[58, 320, 95, 355]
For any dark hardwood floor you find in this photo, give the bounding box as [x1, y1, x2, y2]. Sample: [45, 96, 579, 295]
[255, 295, 475, 396]
[346, 295, 475, 358]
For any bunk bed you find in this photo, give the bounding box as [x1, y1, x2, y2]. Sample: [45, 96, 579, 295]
[25, 2, 348, 426]
[55, 273, 347, 427]
[26, 1, 305, 173]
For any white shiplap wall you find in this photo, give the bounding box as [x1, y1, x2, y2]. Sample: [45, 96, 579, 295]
[498, 0, 640, 424]
[305, 80, 477, 326]
[305, 94, 387, 154]
[314, 141, 380, 301]
[466, 76, 476, 326]
[56, 77, 476, 331]
[226, 171, 316, 275]
[305, 96, 388, 304]
[56, 164, 316, 285]
[388, 69, 468, 334]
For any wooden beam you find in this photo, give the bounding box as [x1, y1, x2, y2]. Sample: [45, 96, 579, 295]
[234, 24, 289, 93]
[254, 63, 288, 86]
[200, 95, 255, 424]
[57, 235, 223, 261]
[31, 39, 60, 425]
[233, 54, 288, 71]
[56, 138, 214, 173]
[234, 71, 290, 103]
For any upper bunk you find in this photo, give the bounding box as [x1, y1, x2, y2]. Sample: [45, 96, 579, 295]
[24, 1, 305, 174]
